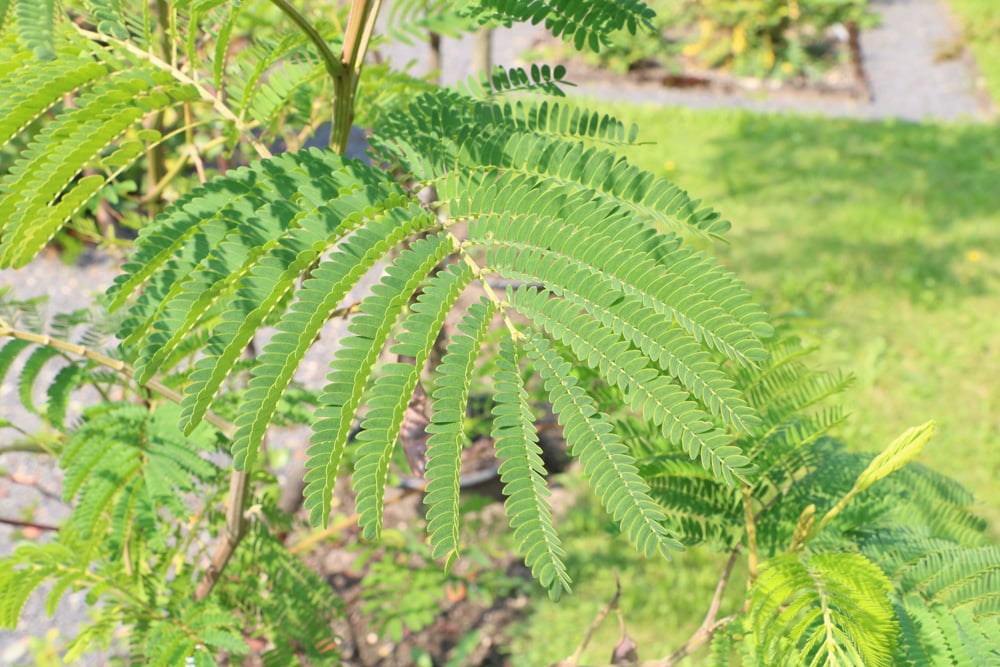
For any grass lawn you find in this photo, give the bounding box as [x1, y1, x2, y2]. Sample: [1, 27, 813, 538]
[945, 0, 1000, 104]
[512, 103, 1000, 664]
[510, 478, 747, 666]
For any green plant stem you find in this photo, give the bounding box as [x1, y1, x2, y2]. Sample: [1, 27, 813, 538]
[809, 476, 868, 542]
[0, 426, 62, 456]
[330, 0, 384, 153]
[196, 342, 262, 601]
[140, 124, 226, 203]
[145, 113, 168, 218]
[0, 441, 54, 455]
[154, 0, 172, 66]
[268, 0, 344, 82]
[194, 468, 248, 600]
[789, 503, 817, 552]
[183, 103, 208, 183]
[145, 0, 174, 217]
[743, 485, 758, 585]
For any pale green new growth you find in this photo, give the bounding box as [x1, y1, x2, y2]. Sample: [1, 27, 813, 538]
[750, 551, 898, 666]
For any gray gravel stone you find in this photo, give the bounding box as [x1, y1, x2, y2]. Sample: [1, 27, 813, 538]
[860, 0, 989, 121]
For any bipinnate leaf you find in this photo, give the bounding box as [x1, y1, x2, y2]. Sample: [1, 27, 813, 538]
[89, 58, 789, 602]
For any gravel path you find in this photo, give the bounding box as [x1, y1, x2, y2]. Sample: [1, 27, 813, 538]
[385, 0, 992, 121]
[566, 0, 991, 120]
[859, 0, 990, 120]
[0, 0, 992, 662]
[0, 254, 120, 666]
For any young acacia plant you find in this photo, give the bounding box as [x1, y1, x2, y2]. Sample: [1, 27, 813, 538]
[0, 1, 998, 665]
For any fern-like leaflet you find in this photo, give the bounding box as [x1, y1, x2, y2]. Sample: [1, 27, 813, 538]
[422, 299, 497, 567]
[493, 333, 572, 597]
[351, 255, 474, 538]
[461, 0, 656, 52]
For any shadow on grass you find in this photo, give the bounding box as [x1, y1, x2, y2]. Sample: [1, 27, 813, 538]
[742, 233, 992, 306]
[708, 112, 1000, 309]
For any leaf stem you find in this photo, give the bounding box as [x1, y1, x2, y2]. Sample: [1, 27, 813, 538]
[74, 26, 272, 160]
[0, 516, 60, 531]
[447, 231, 523, 340]
[0, 441, 49, 455]
[557, 575, 622, 666]
[194, 467, 248, 599]
[743, 485, 758, 585]
[0, 319, 236, 438]
[268, 0, 344, 82]
[132, 120, 220, 203]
